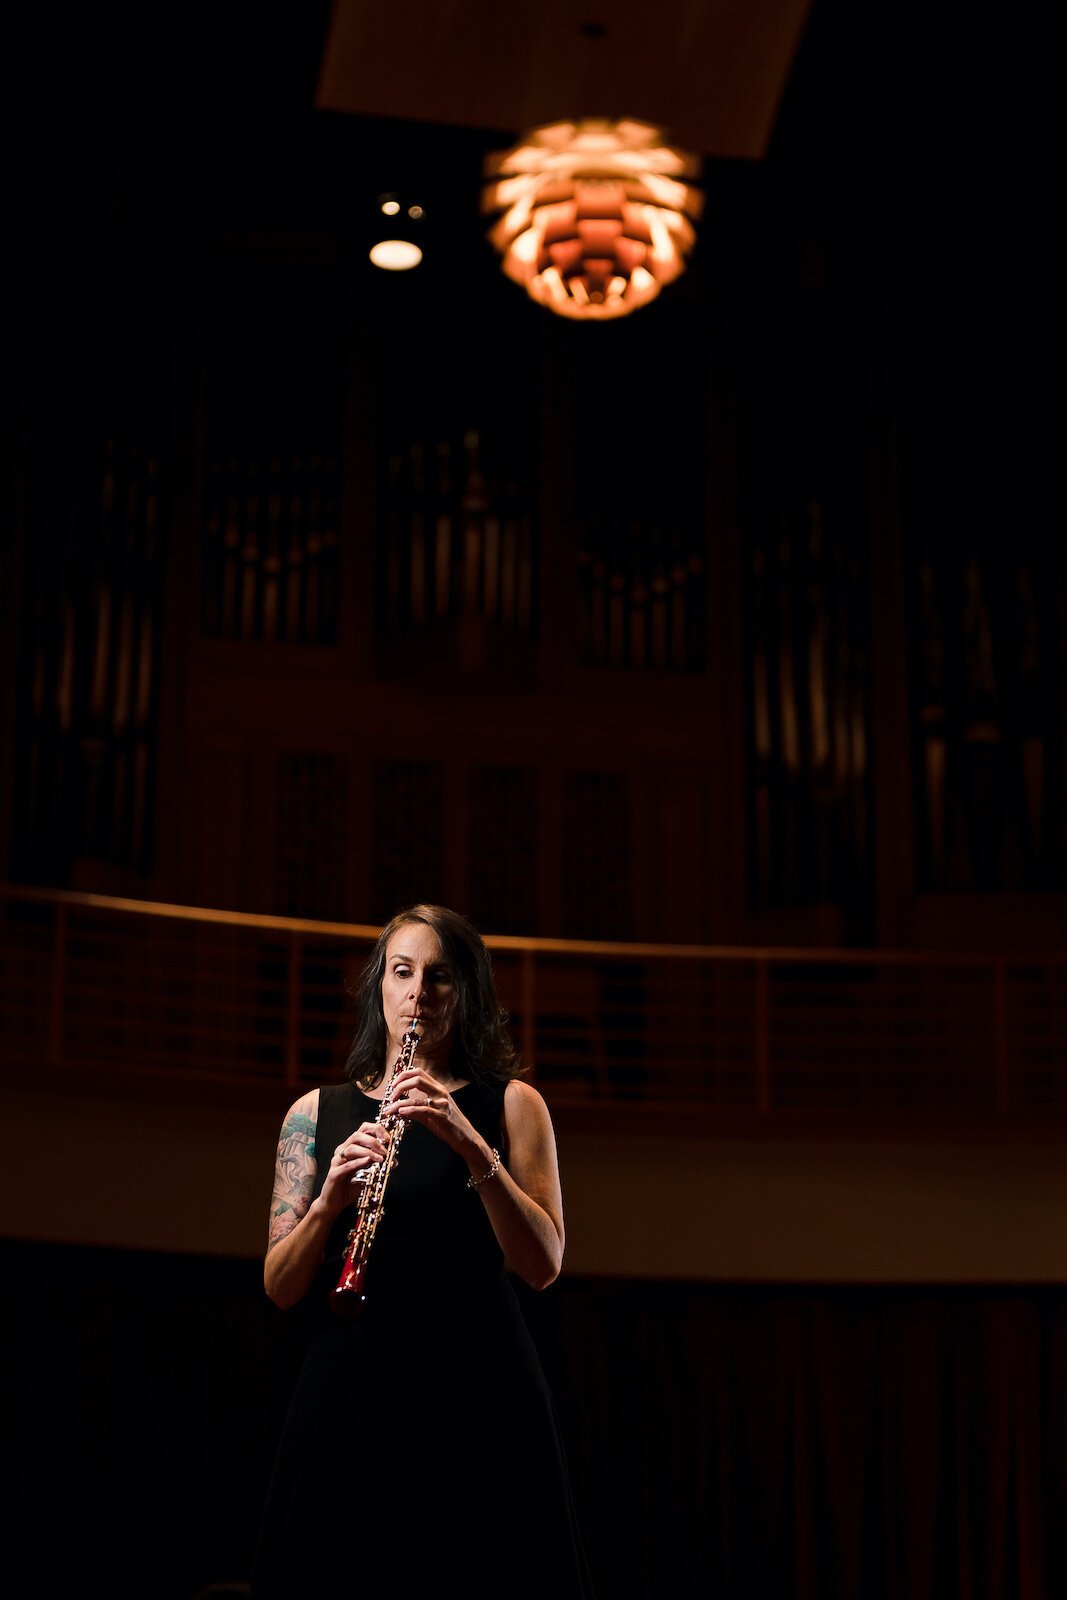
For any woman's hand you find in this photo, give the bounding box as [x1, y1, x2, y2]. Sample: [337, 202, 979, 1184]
[320, 1119, 392, 1215]
[263, 1094, 395, 1311]
[386, 1067, 479, 1158]
[387, 1071, 566, 1290]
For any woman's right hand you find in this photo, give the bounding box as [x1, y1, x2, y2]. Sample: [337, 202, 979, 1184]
[265, 1094, 392, 1310]
[319, 1120, 392, 1215]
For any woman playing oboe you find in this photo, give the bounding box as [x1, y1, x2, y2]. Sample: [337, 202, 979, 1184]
[250, 903, 596, 1598]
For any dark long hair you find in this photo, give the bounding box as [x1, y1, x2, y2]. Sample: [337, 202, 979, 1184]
[343, 904, 524, 1090]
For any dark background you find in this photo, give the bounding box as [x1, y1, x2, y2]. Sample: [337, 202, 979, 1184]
[2, 4, 1061, 1598]
[4, 0, 1057, 947]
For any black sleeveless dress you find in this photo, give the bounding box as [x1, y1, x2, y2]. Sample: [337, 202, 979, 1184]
[250, 1079, 595, 1598]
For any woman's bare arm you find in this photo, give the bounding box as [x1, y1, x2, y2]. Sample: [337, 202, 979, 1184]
[471, 1078, 566, 1290]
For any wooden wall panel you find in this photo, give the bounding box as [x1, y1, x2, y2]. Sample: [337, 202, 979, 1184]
[274, 752, 348, 920]
[190, 750, 255, 913]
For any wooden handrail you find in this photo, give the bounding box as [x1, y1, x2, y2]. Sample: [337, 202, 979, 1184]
[3, 883, 1065, 967]
[3, 884, 1066, 1121]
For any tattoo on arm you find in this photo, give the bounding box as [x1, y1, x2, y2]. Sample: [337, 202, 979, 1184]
[267, 1108, 317, 1251]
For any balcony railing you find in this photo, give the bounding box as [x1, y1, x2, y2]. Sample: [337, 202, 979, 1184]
[2, 885, 1066, 1121]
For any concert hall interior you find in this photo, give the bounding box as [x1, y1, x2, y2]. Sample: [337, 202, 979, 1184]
[1, 2, 1058, 1597]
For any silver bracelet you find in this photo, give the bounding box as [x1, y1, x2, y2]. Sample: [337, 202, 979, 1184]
[467, 1148, 501, 1190]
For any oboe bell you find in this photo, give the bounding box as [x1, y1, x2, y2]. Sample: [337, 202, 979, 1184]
[329, 1020, 421, 1319]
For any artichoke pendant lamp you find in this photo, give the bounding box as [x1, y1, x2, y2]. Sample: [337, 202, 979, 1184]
[483, 117, 704, 321]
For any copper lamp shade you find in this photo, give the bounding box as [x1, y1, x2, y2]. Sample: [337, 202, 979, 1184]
[483, 118, 704, 321]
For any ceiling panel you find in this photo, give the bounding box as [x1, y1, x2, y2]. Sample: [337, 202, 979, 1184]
[315, 0, 815, 161]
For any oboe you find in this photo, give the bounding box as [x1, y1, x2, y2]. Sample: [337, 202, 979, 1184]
[329, 1018, 420, 1319]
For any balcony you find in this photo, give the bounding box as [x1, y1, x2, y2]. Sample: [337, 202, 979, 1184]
[4, 885, 1066, 1130]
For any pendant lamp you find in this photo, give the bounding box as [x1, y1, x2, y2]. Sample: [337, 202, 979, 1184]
[483, 117, 703, 321]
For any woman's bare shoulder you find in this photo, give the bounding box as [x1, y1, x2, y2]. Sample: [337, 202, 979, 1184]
[279, 1086, 320, 1135]
[503, 1076, 554, 1125]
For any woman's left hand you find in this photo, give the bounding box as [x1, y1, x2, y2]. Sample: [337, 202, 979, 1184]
[393, 1071, 566, 1290]
[387, 1067, 477, 1157]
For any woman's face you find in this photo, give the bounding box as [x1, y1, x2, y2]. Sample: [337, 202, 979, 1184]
[380, 920, 457, 1062]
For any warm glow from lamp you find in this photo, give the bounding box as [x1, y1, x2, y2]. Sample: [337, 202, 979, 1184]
[369, 238, 423, 270]
[369, 193, 425, 271]
[483, 118, 703, 321]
